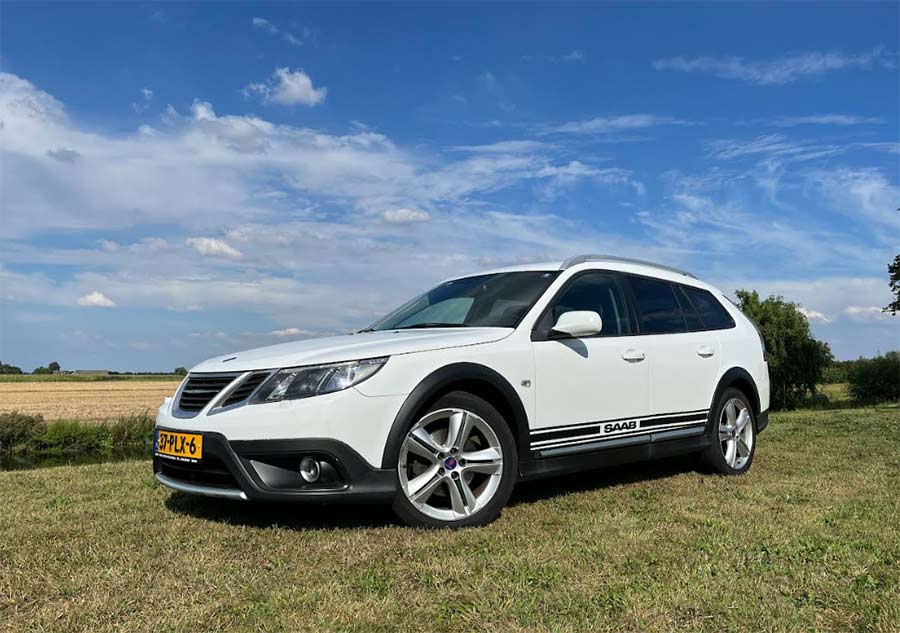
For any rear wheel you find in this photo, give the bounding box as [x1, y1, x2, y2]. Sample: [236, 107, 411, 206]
[392, 391, 517, 528]
[701, 387, 756, 475]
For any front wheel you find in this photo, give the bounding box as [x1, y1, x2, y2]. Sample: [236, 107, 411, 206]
[392, 391, 517, 528]
[700, 387, 757, 475]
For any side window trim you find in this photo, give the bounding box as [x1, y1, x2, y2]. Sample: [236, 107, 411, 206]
[530, 270, 633, 341]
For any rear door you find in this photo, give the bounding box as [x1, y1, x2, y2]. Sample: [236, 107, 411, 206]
[623, 275, 722, 421]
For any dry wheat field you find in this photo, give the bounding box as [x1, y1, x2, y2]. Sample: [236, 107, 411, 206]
[0, 380, 182, 421]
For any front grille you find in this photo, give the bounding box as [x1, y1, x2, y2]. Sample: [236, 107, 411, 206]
[158, 455, 239, 489]
[177, 373, 239, 412]
[221, 372, 270, 407]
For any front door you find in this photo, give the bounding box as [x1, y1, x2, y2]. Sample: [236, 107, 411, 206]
[530, 272, 651, 453]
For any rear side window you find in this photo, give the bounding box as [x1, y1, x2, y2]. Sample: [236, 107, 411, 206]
[681, 286, 736, 330]
[627, 276, 686, 334]
[675, 286, 704, 330]
[545, 272, 630, 336]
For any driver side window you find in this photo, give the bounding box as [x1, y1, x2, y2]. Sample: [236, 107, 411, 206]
[546, 272, 631, 336]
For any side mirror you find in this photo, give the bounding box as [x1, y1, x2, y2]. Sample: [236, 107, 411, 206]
[551, 311, 603, 338]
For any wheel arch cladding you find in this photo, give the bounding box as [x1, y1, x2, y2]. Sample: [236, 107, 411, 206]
[380, 363, 531, 469]
[712, 367, 760, 418]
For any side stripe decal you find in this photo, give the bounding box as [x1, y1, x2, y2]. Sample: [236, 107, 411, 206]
[530, 409, 709, 449]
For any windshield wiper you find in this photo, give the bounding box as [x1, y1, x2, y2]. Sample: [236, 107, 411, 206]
[393, 322, 470, 330]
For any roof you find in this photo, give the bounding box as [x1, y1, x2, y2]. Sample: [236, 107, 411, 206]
[468, 254, 696, 279]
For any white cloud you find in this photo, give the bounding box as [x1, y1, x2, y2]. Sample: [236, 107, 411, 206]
[186, 237, 243, 259]
[545, 114, 691, 135]
[770, 114, 883, 127]
[141, 88, 153, 101]
[808, 167, 900, 231]
[76, 291, 116, 307]
[653, 48, 895, 85]
[244, 68, 326, 106]
[271, 327, 314, 337]
[844, 306, 892, 321]
[251, 17, 278, 33]
[557, 50, 585, 63]
[799, 306, 832, 323]
[251, 17, 304, 45]
[382, 208, 430, 224]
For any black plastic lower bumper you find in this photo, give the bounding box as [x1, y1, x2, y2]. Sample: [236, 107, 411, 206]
[153, 429, 397, 503]
[757, 409, 770, 433]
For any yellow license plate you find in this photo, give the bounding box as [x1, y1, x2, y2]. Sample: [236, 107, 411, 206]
[155, 430, 203, 462]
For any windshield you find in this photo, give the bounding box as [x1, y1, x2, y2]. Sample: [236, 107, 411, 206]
[369, 271, 559, 331]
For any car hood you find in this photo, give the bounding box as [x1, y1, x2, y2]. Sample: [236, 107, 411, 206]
[190, 328, 513, 373]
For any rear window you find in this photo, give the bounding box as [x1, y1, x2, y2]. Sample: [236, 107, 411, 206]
[681, 286, 736, 330]
[627, 276, 686, 334]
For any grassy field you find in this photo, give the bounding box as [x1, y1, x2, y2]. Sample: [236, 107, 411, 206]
[1, 406, 897, 632]
[0, 380, 181, 421]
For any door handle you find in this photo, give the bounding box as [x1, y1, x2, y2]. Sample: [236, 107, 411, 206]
[621, 349, 645, 363]
[697, 345, 715, 358]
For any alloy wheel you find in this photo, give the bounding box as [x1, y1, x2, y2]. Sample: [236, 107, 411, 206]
[398, 407, 504, 522]
[718, 397, 754, 470]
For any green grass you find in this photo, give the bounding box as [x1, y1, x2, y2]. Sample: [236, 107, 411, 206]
[818, 382, 851, 403]
[0, 373, 182, 382]
[1, 407, 898, 632]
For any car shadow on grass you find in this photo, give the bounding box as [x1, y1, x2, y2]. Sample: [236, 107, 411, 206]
[164, 455, 701, 530]
[164, 492, 402, 530]
[508, 455, 700, 507]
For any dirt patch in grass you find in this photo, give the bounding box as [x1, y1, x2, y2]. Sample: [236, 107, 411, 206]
[1, 407, 898, 631]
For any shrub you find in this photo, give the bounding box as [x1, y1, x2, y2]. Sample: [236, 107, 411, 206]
[0, 411, 46, 451]
[107, 413, 155, 448]
[847, 352, 900, 404]
[41, 420, 112, 452]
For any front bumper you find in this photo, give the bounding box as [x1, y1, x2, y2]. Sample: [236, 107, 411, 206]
[153, 430, 397, 503]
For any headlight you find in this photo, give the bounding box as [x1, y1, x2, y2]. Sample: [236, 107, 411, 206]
[252, 357, 388, 403]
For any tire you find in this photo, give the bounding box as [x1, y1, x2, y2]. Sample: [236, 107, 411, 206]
[700, 387, 757, 475]
[391, 391, 518, 528]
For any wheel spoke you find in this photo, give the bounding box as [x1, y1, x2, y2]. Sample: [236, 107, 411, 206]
[410, 469, 444, 504]
[737, 437, 751, 459]
[458, 476, 478, 509]
[445, 411, 471, 451]
[735, 410, 751, 433]
[725, 440, 737, 467]
[725, 401, 737, 426]
[718, 425, 732, 442]
[446, 479, 469, 515]
[461, 447, 502, 474]
[410, 427, 442, 457]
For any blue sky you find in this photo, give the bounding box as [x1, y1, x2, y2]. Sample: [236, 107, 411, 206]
[1, 1, 897, 371]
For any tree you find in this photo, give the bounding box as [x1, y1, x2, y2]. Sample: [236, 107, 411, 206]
[885, 254, 900, 315]
[735, 290, 833, 409]
[0, 361, 23, 374]
[174, 367, 188, 376]
[32, 366, 52, 375]
[48, 361, 61, 373]
[847, 352, 900, 403]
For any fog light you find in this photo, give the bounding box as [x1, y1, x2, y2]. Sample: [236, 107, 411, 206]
[299, 457, 321, 483]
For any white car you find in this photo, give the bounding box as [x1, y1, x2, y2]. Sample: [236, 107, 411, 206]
[154, 254, 770, 528]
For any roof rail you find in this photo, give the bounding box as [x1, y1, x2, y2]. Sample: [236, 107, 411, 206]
[559, 254, 696, 278]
